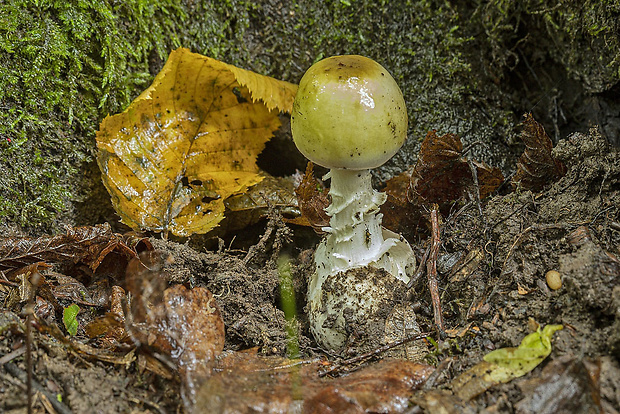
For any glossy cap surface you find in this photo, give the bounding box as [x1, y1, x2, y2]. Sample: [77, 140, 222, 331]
[291, 55, 408, 169]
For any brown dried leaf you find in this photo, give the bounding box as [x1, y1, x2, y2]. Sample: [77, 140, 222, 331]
[0, 223, 141, 272]
[409, 131, 470, 204]
[304, 359, 434, 413]
[515, 356, 602, 413]
[161, 284, 225, 364]
[293, 162, 330, 232]
[84, 286, 128, 346]
[125, 252, 225, 376]
[193, 352, 433, 414]
[512, 113, 567, 192]
[194, 354, 433, 413]
[49, 273, 95, 306]
[381, 169, 424, 238]
[221, 175, 299, 232]
[408, 131, 504, 205]
[473, 160, 504, 200]
[83, 312, 126, 342]
[382, 133, 503, 235]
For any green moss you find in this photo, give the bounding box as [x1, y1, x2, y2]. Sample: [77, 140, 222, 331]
[0, 0, 251, 231]
[0, 0, 498, 230]
[466, 0, 620, 93]
[10, 0, 604, 231]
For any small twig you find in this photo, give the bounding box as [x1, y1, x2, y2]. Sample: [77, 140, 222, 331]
[38, 391, 57, 414]
[25, 271, 42, 414]
[0, 347, 26, 365]
[318, 332, 431, 377]
[444, 200, 474, 229]
[427, 205, 445, 337]
[407, 245, 430, 289]
[2, 362, 73, 414]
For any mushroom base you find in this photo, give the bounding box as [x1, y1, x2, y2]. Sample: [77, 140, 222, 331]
[307, 266, 418, 352]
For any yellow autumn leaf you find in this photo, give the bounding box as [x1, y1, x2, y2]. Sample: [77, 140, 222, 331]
[96, 48, 297, 236]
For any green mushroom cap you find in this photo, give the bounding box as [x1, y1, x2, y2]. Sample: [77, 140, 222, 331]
[291, 55, 408, 170]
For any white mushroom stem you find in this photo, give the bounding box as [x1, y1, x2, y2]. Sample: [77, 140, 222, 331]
[313, 168, 413, 285]
[307, 168, 416, 350]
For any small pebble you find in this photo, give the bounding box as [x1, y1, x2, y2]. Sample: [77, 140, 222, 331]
[546, 270, 562, 290]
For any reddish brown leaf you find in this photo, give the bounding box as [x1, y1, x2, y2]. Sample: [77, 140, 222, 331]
[0, 223, 147, 272]
[304, 360, 434, 413]
[84, 285, 128, 346]
[473, 160, 505, 200]
[382, 132, 503, 234]
[161, 284, 225, 364]
[294, 162, 330, 232]
[193, 353, 433, 413]
[408, 131, 504, 205]
[409, 131, 471, 204]
[512, 113, 567, 191]
[381, 169, 424, 238]
[125, 252, 224, 376]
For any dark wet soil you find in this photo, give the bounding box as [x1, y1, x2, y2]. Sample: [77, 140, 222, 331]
[1, 127, 619, 413]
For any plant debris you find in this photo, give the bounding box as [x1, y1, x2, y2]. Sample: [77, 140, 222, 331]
[451, 325, 563, 401]
[409, 131, 504, 205]
[193, 351, 434, 413]
[1, 122, 619, 413]
[0, 223, 145, 272]
[292, 162, 330, 232]
[512, 113, 567, 191]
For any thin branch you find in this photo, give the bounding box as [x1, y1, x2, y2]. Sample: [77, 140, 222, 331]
[428, 205, 445, 337]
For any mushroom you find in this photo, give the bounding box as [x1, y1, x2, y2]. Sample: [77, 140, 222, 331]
[291, 55, 416, 350]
